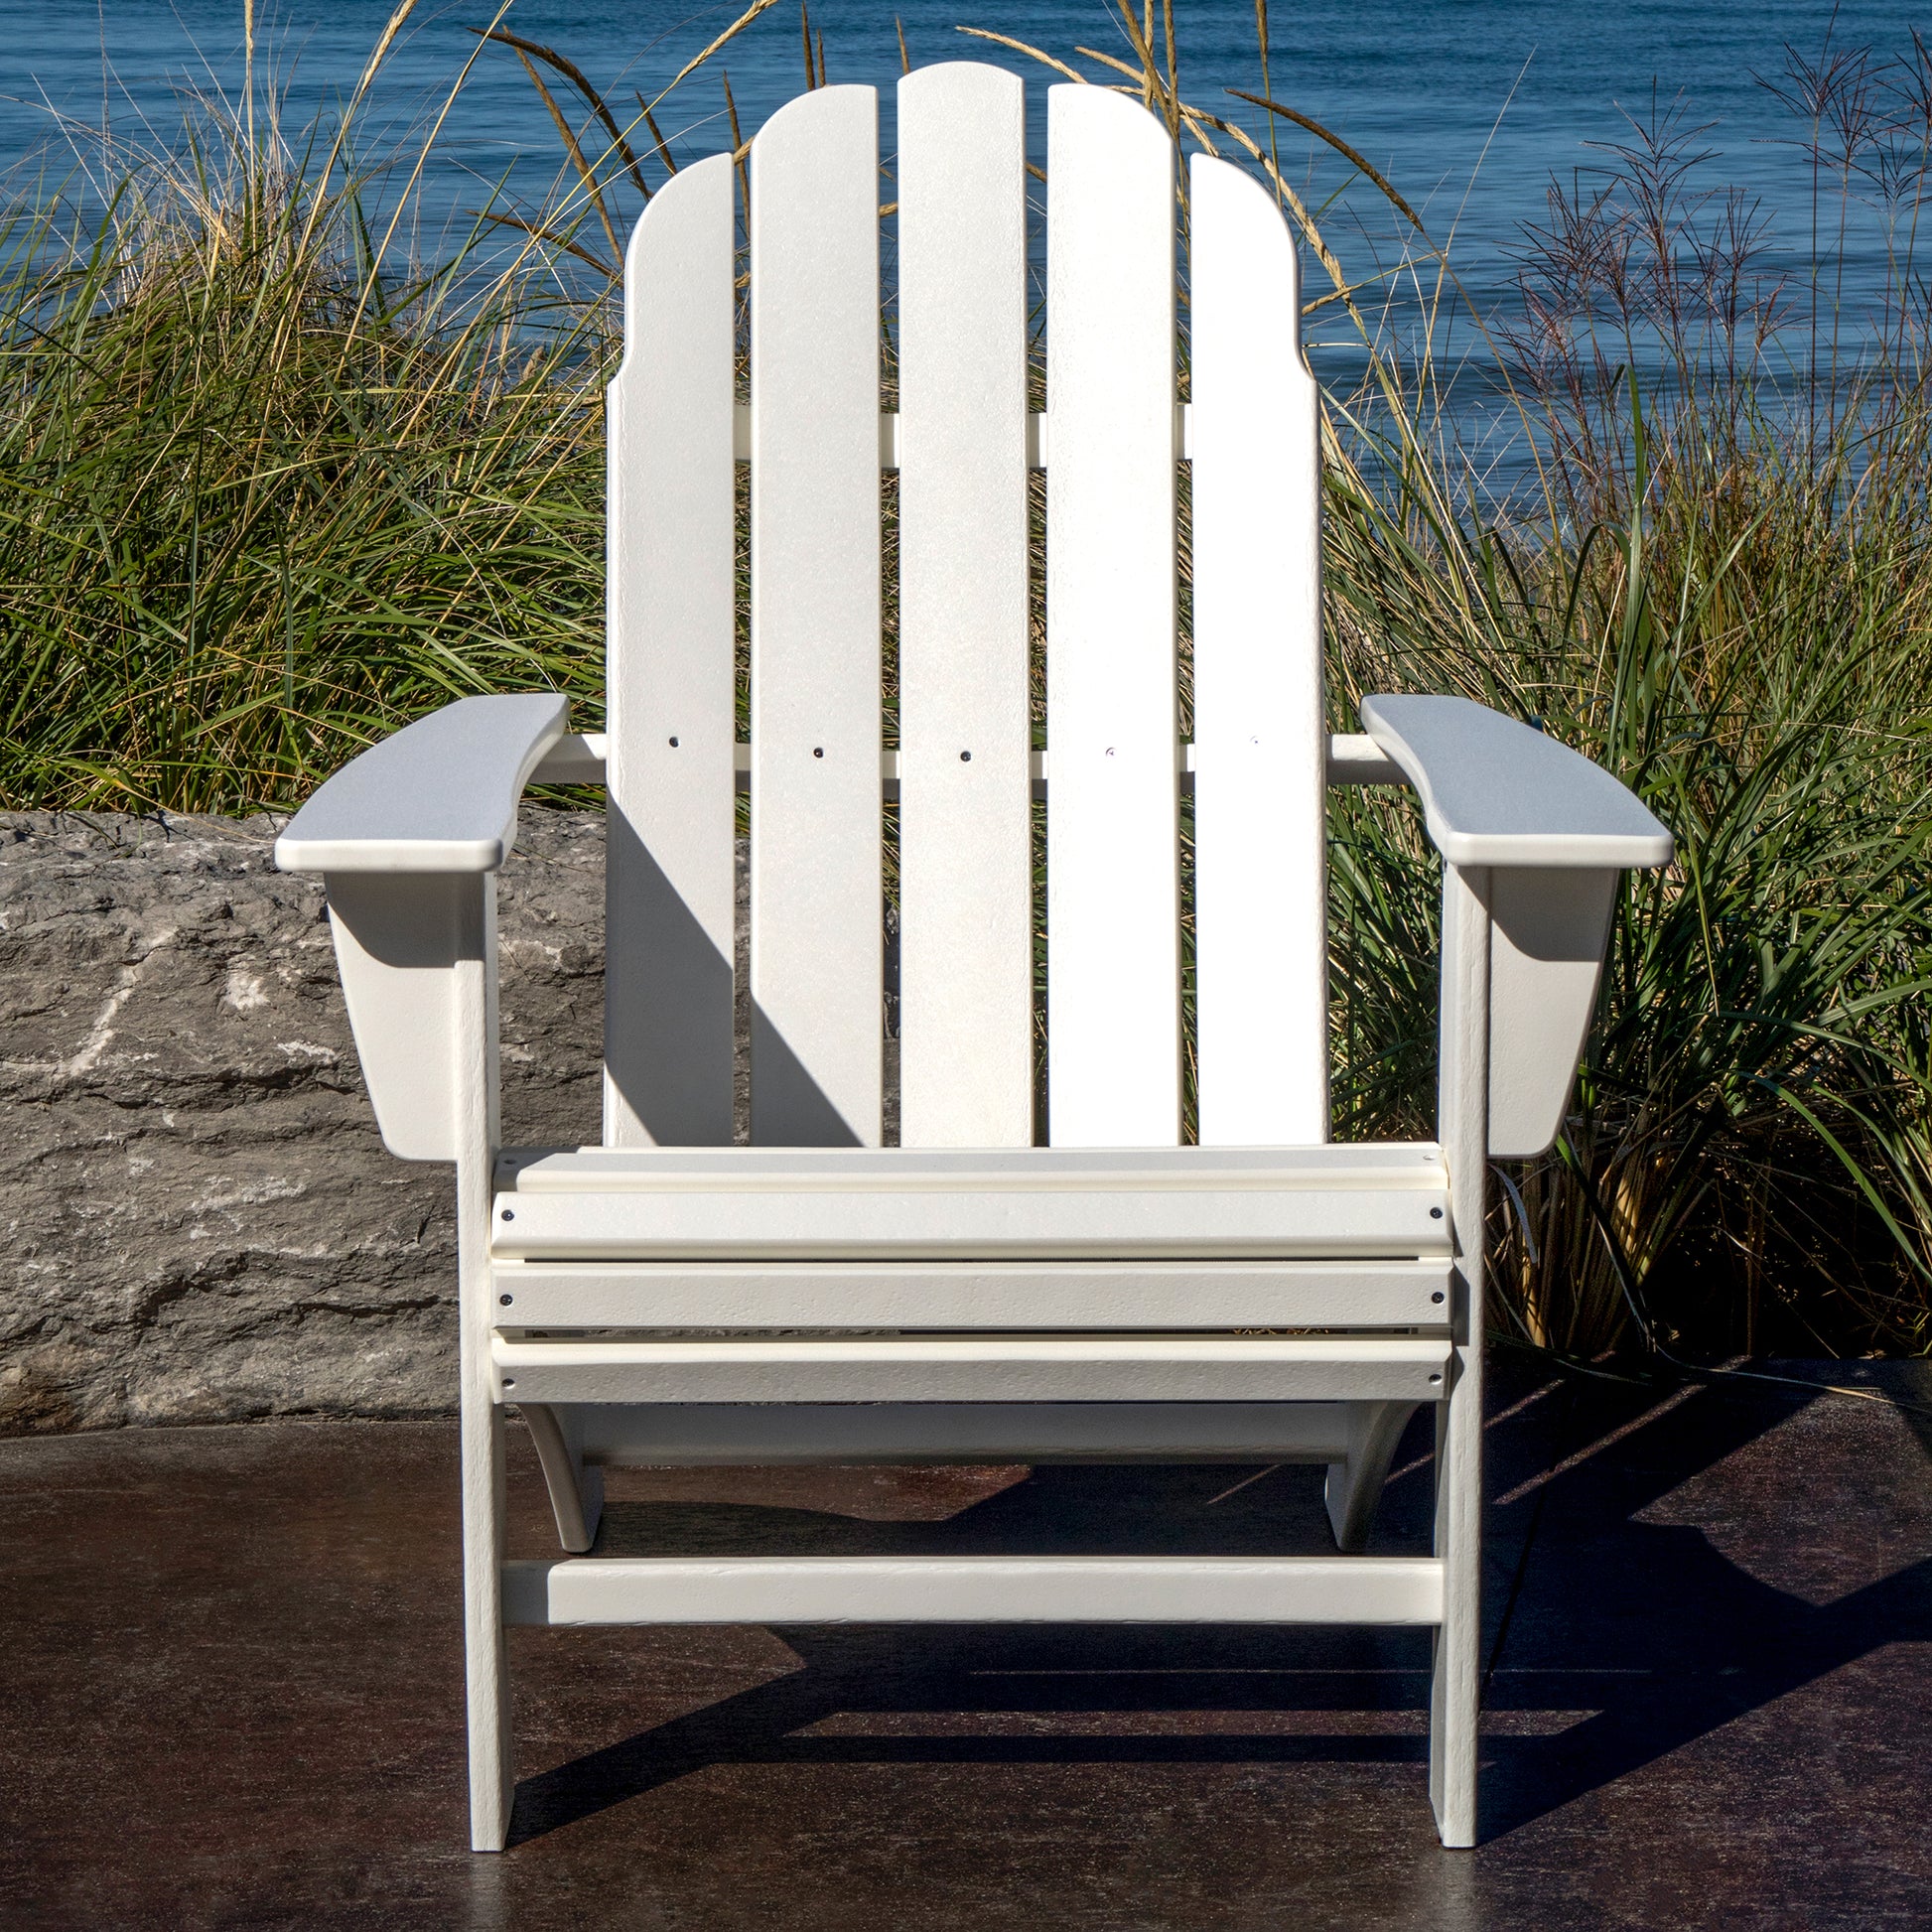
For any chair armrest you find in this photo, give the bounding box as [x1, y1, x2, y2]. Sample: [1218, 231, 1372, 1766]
[1360, 696, 1671, 1159]
[1359, 694, 1672, 869]
[273, 694, 564, 1160]
[274, 694, 570, 875]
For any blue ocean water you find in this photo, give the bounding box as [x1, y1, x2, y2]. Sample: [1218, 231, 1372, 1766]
[5, 0, 1928, 427]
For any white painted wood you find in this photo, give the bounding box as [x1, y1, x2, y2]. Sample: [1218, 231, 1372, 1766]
[1360, 694, 1674, 868]
[605, 155, 739, 1148]
[530, 731, 609, 783]
[1044, 84, 1181, 1148]
[490, 1334, 1453, 1405]
[274, 694, 568, 874]
[1323, 1400, 1420, 1553]
[488, 1258, 1450, 1330]
[1486, 867, 1619, 1159]
[491, 1146, 1449, 1260]
[568, 1400, 1364, 1464]
[750, 85, 884, 1148]
[502, 1555, 1447, 1627]
[1432, 861, 1491, 1849]
[497, 1141, 1445, 1188]
[490, 1186, 1450, 1260]
[322, 874, 478, 1163]
[896, 62, 1033, 1148]
[519, 1402, 605, 1554]
[1326, 734, 1406, 785]
[1189, 155, 1327, 1148]
[451, 882, 512, 1853]
[706, 736, 1411, 797]
[492, 1143, 1449, 1259]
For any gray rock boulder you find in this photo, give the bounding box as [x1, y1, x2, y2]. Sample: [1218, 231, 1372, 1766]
[0, 808, 606, 1434]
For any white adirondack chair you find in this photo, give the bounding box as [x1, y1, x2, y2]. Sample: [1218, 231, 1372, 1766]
[274, 66, 1670, 1852]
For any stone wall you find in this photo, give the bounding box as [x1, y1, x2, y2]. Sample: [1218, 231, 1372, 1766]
[0, 808, 607, 1434]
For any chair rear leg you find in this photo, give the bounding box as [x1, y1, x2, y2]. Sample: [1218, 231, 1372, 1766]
[1321, 1400, 1418, 1553]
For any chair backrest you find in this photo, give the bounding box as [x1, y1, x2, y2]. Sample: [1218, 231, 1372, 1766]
[603, 65, 1324, 1154]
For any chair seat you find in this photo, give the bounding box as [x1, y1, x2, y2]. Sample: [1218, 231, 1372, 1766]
[491, 1143, 1451, 1263]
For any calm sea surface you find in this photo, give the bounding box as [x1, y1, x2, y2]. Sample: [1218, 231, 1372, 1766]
[5, 0, 1929, 416]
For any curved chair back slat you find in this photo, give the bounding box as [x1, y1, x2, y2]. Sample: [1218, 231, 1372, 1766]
[897, 62, 1035, 1149]
[749, 85, 886, 1147]
[604, 153, 738, 1147]
[1042, 85, 1183, 1149]
[1189, 153, 1328, 1146]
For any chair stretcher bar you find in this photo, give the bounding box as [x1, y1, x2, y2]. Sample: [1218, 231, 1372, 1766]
[501, 1555, 1446, 1627]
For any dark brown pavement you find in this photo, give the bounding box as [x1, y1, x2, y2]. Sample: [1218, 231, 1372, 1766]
[2, 1359, 1929, 1929]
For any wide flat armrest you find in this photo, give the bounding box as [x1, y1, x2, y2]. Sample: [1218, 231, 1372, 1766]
[274, 694, 570, 874]
[1360, 695, 1672, 870]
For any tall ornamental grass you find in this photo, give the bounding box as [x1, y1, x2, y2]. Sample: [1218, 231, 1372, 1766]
[1, 2, 1928, 1363]
[0, 3, 621, 809]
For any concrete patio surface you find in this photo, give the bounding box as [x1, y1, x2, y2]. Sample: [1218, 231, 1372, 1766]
[2, 1359, 1929, 1929]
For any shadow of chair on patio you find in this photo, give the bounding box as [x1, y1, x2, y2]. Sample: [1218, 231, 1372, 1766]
[501, 1370, 1932, 1849]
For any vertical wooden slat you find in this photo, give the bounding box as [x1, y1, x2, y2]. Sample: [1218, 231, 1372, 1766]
[1431, 859, 1490, 1846]
[453, 880, 510, 1847]
[1189, 154, 1328, 1146]
[604, 156, 738, 1147]
[897, 63, 1032, 1148]
[1044, 85, 1179, 1149]
[750, 86, 883, 1147]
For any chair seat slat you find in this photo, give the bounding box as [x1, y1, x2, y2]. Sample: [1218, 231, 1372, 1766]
[490, 1334, 1452, 1406]
[487, 1258, 1450, 1329]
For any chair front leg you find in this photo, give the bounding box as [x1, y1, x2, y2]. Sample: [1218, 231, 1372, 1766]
[448, 895, 514, 1852]
[1429, 861, 1489, 1849]
[461, 1346, 512, 1851]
